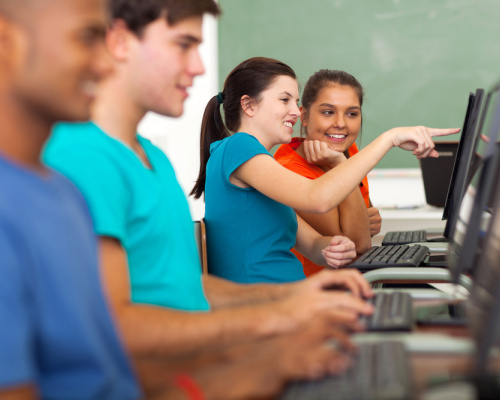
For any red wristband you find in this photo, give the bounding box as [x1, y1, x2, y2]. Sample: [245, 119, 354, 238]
[173, 374, 205, 400]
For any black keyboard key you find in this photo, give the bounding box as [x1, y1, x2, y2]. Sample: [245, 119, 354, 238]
[388, 245, 409, 264]
[401, 245, 418, 260]
[412, 230, 426, 243]
[395, 245, 429, 266]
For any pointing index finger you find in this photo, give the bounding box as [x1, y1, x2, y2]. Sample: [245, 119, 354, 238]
[428, 128, 461, 137]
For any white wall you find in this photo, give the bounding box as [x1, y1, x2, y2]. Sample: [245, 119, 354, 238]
[137, 15, 217, 221]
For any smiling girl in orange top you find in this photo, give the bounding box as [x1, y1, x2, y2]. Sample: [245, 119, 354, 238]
[274, 70, 381, 276]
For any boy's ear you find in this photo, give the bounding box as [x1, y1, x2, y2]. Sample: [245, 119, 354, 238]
[240, 95, 255, 117]
[106, 19, 132, 61]
[0, 15, 26, 75]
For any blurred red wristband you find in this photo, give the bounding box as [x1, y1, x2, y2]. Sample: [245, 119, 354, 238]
[173, 374, 205, 400]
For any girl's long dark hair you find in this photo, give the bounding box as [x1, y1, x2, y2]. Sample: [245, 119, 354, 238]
[191, 57, 296, 199]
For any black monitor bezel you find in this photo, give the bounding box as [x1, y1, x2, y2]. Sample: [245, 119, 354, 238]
[443, 89, 485, 238]
[467, 167, 500, 377]
[449, 85, 500, 284]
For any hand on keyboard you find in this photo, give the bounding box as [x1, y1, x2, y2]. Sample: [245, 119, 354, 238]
[302, 269, 374, 299]
[281, 341, 413, 400]
[276, 286, 374, 334]
[281, 269, 375, 333]
[277, 320, 356, 380]
[192, 318, 356, 400]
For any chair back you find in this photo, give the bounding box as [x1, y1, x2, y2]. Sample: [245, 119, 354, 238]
[193, 219, 208, 274]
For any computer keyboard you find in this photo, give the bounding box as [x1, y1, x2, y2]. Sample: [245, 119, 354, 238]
[281, 341, 412, 400]
[350, 244, 430, 270]
[362, 292, 413, 331]
[382, 230, 426, 245]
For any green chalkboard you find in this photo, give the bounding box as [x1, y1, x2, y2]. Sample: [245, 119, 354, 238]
[218, 0, 500, 168]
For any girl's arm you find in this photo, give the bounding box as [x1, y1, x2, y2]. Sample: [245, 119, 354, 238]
[296, 140, 372, 254]
[293, 215, 356, 268]
[232, 127, 459, 214]
[295, 193, 371, 255]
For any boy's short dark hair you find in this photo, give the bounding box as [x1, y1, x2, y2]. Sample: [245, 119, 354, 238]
[110, 0, 220, 36]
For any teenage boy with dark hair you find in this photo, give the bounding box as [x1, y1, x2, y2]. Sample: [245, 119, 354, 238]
[44, 0, 374, 392]
[0, 0, 141, 399]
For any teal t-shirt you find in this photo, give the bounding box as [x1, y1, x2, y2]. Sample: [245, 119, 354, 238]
[205, 132, 306, 283]
[44, 122, 209, 312]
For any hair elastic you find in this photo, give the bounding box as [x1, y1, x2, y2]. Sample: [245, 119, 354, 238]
[216, 91, 224, 104]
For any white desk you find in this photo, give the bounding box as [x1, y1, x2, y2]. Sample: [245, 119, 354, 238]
[372, 206, 447, 247]
[368, 168, 429, 210]
[368, 168, 448, 245]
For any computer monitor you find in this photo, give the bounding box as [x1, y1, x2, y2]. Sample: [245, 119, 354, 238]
[448, 84, 500, 284]
[442, 88, 485, 238]
[466, 177, 500, 395]
[441, 91, 475, 213]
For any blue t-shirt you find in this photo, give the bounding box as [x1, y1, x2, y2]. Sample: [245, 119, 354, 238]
[44, 122, 209, 312]
[205, 132, 306, 283]
[0, 154, 140, 399]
